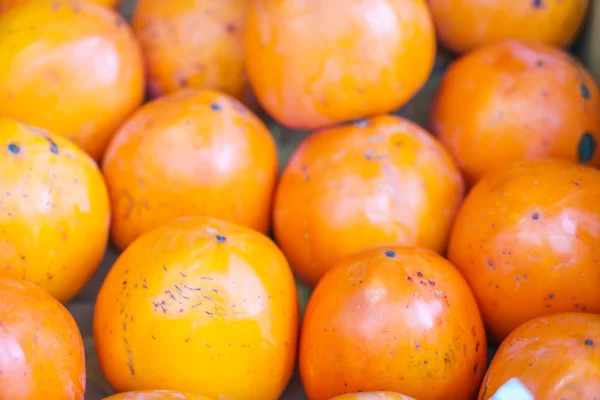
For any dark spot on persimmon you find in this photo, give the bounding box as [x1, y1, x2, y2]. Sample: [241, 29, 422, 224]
[533, 0, 542, 8]
[226, 24, 236, 33]
[535, 60, 544, 67]
[585, 339, 594, 346]
[216, 235, 226, 242]
[407, 276, 413, 282]
[8, 144, 20, 154]
[549, 294, 554, 300]
[417, 272, 423, 278]
[210, 103, 221, 111]
[44, 136, 59, 154]
[532, 212, 540, 220]
[473, 363, 478, 374]
[476, 341, 480, 352]
[581, 83, 591, 99]
[578, 132, 596, 163]
[354, 119, 368, 127]
[428, 280, 435, 286]
[385, 250, 396, 258]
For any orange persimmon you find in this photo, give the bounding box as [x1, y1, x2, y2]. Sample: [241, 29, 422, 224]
[448, 160, 600, 343]
[300, 246, 487, 400]
[0, 0, 121, 12]
[103, 391, 212, 400]
[329, 393, 415, 400]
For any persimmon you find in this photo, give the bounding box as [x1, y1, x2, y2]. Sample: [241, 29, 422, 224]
[103, 391, 212, 400]
[0, 276, 86, 399]
[427, 0, 590, 54]
[0, 0, 144, 161]
[479, 313, 600, 400]
[448, 160, 600, 343]
[300, 246, 487, 400]
[330, 393, 415, 400]
[94, 217, 298, 400]
[273, 115, 464, 287]
[430, 39, 600, 188]
[245, 0, 436, 130]
[102, 89, 277, 250]
[0, 0, 121, 12]
[0, 117, 109, 302]
[133, 0, 249, 101]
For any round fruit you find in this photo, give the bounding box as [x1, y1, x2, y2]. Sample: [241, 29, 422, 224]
[448, 159, 600, 343]
[274, 115, 464, 287]
[0, 117, 110, 302]
[94, 217, 298, 400]
[479, 313, 600, 399]
[103, 391, 212, 400]
[0, 0, 144, 161]
[329, 393, 415, 400]
[430, 39, 600, 187]
[133, 0, 249, 100]
[245, 0, 436, 130]
[102, 89, 277, 250]
[300, 246, 487, 400]
[0, 0, 121, 12]
[427, 0, 589, 54]
[0, 276, 85, 399]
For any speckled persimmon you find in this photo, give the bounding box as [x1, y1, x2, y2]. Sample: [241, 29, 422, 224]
[94, 217, 298, 400]
[479, 313, 600, 400]
[448, 160, 600, 343]
[0, 0, 144, 161]
[245, 0, 436, 130]
[273, 115, 464, 287]
[427, 0, 590, 54]
[133, 0, 249, 100]
[102, 89, 277, 250]
[103, 391, 213, 400]
[0, 0, 121, 12]
[300, 246, 487, 400]
[0, 276, 86, 400]
[0, 117, 110, 303]
[329, 393, 415, 400]
[430, 39, 600, 188]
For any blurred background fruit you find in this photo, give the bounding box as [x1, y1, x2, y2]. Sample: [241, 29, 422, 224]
[0, 276, 86, 400]
[0, 0, 144, 161]
[430, 39, 600, 188]
[427, 0, 590, 54]
[132, 0, 249, 102]
[244, 0, 436, 130]
[479, 313, 600, 399]
[0, 0, 121, 12]
[300, 246, 486, 400]
[103, 390, 213, 400]
[102, 89, 277, 250]
[274, 115, 464, 287]
[448, 160, 600, 343]
[0, 117, 109, 303]
[94, 217, 298, 400]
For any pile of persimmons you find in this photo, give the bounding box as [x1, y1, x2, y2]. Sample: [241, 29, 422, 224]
[0, 0, 599, 399]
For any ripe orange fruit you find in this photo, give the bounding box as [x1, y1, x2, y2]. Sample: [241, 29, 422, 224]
[245, 0, 436, 130]
[273, 115, 464, 287]
[480, 313, 600, 399]
[103, 391, 212, 400]
[430, 39, 600, 188]
[448, 160, 600, 343]
[0, 276, 85, 399]
[94, 217, 298, 400]
[0, 117, 109, 302]
[300, 246, 487, 400]
[0, 0, 144, 161]
[0, 0, 121, 12]
[102, 89, 277, 250]
[133, 0, 249, 100]
[329, 393, 415, 400]
[427, 0, 590, 54]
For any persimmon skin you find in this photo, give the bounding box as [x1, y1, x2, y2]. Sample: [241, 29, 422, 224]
[329, 393, 415, 400]
[133, 0, 249, 100]
[448, 160, 600, 344]
[300, 246, 487, 400]
[427, 0, 589, 54]
[0, 117, 110, 303]
[0, 276, 86, 400]
[103, 391, 212, 400]
[430, 39, 600, 188]
[479, 313, 600, 400]
[0, 0, 121, 12]
[94, 217, 298, 400]
[273, 115, 464, 287]
[102, 89, 277, 250]
[245, 0, 436, 130]
[0, 0, 144, 161]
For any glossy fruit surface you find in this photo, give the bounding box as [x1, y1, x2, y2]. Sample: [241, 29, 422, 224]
[0, 0, 144, 161]
[428, 0, 589, 54]
[103, 390, 213, 400]
[0, 276, 86, 399]
[300, 246, 487, 400]
[430, 39, 600, 188]
[274, 115, 464, 287]
[133, 0, 249, 100]
[94, 217, 298, 400]
[0, 117, 110, 302]
[448, 159, 600, 343]
[479, 313, 600, 400]
[245, 0, 436, 130]
[0, 0, 121, 12]
[102, 89, 277, 250]
[329, 393, 415, 400]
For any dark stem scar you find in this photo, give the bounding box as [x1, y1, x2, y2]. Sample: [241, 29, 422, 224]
[216, 234, 226, 242]
[44, 136, 59, 154]
[581, 83, 591, 99]
[578, 132, 596, 163]
[7, 144, 20, 154]
[210, 103, 221, 111]
[385, 250, 396, 258]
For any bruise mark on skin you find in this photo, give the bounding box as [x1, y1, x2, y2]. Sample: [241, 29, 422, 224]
[578, 132, 596, 163]
[581, 83, 591, 99]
